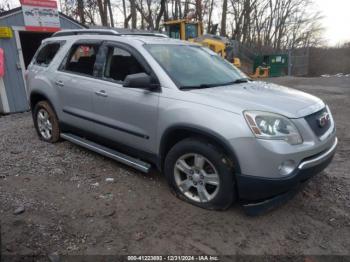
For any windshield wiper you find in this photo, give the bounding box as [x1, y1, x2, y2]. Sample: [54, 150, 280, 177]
[221, 78, 250, 85]
[232, 78, 250, 83]
[179, 78, 250, 90]
[179, 84, 213, 90]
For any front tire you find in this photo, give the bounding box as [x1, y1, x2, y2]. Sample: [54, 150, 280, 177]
[164, 138, 236, 210]
[33, 101, 61, 143]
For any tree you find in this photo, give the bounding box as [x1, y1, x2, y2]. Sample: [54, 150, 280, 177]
[84, 0, 99, 24]
[77, 0, 85, 24]
[206, 0, 215, 33]
[196, 0, 202, 21]
[96, 0, 108, 26]
[130, 0, 137, 29]
[226, 0, 323, 51]
[107, 0, 114, 27]
[155, 0, 167, 30]
[121, 0, 130, 28]
[57, 0, 324, 52]
[0, 0, 11, 13]
[220, 0, 228, 36]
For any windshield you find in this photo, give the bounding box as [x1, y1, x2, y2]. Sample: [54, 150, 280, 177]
[144, 44, 247, 89]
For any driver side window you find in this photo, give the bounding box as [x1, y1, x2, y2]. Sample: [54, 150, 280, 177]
[104, 46, 145, 83]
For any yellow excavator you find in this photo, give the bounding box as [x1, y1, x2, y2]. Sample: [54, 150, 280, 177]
[164, 19, 241, 68]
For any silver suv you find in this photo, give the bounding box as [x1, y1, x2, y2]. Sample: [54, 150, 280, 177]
[27, 30, 337, 213]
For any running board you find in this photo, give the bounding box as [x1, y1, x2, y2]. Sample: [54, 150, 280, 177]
[60, 133, 151, 173]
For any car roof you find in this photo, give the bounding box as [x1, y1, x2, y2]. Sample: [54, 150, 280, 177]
[45, 33, 196, 46]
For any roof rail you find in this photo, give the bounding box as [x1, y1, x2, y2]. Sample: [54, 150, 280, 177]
[52, 29, 119, 37]
[121, 32, 168, 38]
[52, 29, 168, 38]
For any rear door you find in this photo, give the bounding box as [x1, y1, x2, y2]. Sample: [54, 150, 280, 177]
[91, 42, 160, 153]
[54, 40, 102, 133]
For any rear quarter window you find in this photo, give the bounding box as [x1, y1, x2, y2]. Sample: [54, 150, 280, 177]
[34, 42, 63, 67]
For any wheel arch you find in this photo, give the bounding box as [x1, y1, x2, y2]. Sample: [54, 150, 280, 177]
[29, 91, 50, 110]
[159, 125, 241, 174]
[29, 91, 60, 121]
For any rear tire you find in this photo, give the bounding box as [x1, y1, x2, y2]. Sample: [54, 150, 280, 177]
[33, 101, 61, 143]
[164, 138, 236, 210]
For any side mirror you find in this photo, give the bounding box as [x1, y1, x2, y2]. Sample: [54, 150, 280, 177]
[123, 73, 159, 91]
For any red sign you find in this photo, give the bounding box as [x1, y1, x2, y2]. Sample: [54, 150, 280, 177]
[0, 48, 4, 77]
[21, 0, 60, 32]
[20, 0, 57, 8]
[24, 26, 60, 32]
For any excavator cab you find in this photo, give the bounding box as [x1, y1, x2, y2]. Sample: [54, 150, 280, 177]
[164, 19, 241, 68]
[164, 19, 202, 40]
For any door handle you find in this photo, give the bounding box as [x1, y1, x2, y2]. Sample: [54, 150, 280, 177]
[55, 80, 64, 87]
[95, 90, 108, 97]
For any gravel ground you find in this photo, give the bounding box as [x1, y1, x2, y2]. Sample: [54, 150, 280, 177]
[0, 76, 349, 259]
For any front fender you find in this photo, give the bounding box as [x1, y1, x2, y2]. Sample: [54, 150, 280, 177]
[157, 94, 254, 172]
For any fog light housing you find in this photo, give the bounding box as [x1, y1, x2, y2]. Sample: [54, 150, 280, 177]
[278, 160, 296, 176]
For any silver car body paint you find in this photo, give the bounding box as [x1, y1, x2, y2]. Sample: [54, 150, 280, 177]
[27, 34, 337, 181]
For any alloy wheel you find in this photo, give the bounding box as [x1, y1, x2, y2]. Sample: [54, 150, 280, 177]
[37, 108, 53, 140]
[174, 153, 220, 203]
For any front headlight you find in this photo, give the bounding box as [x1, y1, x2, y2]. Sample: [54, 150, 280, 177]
[244, 111, 303, 145]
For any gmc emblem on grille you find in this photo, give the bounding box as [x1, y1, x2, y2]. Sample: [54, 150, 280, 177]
[317, 112, 330, 128]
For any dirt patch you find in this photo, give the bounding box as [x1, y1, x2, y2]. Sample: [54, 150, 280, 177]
[0, 76, 349, 257]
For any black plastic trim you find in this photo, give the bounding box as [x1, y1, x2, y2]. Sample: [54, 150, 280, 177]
[242, 187, 299, 216]
[29, 91, 60, 119]
[62, 108, 149, 139]
[304, 107, 331, 137]
[236, 151, 335, 202]
[29, 91, 48, 110]
[60, 122, 159, 169]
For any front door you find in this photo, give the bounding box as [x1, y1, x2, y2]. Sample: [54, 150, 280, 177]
[91, 43, 160, 153]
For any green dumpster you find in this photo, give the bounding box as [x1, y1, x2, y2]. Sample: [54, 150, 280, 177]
[254, 54, 288, 77]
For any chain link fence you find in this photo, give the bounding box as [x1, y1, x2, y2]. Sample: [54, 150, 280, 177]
[288, 48, 309, 76]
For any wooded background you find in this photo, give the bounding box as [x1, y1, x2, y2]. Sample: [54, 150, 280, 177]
[0, 0, 327, 52]
[1, 0, 350, 75]
[65, 0, 326, 52]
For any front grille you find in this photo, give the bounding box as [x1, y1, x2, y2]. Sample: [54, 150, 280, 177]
[304, 107, 331, 137]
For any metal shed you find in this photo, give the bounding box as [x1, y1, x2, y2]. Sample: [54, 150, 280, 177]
[0, 7, 85, 114]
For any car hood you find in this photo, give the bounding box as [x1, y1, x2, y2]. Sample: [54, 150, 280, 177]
[188, 81, 325, 118]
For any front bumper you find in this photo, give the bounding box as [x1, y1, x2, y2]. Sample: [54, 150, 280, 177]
[236, 137, 338, 202]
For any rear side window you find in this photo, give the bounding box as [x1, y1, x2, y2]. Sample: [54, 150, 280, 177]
[62, 44, 99, 76]
[34, 43, 61, 67]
